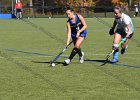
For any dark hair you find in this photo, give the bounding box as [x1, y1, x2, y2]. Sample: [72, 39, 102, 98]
[114, 6, 122, 13]
[66, 6, 74, 12]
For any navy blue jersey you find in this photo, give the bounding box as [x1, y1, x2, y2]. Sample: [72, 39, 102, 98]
[67, 14, 86, 34]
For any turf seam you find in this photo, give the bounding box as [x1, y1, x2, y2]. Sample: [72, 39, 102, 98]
[96, 66, 140, 93]
[5, 48, 140, 69]
[22, 18, 65, 44]
[0, 50, 67, 93]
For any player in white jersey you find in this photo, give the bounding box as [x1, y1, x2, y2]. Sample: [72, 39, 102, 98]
[109, 6, 134, 63]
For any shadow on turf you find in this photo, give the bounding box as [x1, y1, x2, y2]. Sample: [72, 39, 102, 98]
[85, 59, 106, 64]
[85, 59, 140, 68]
[85, 59, 110, 66]
[32, 61, 68, 66]
[32, 60, 110, 67]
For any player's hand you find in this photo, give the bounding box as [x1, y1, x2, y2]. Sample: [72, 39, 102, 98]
[76, 31, 80, 38]
[121, 38, 127, 42]
[109, 27, 114, 35]
[64, 46, 67, 49]
[125, 34, 131, 39]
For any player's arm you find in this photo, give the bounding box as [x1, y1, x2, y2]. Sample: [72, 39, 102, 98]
[121, 24, 131, 48]
[66, 22, 71, 45]
[112, 20, 117, 29]
[109, 20, 117, 35]
[126, 23, 132, 38]
[77, 14, 87, 32]
[76, 14, 87, 37]
[124, 17, 132, 38]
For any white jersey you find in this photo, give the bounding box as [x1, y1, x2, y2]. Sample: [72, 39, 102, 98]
[115, 13, 134, 34]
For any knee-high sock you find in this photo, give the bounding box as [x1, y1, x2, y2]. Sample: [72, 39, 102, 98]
[113, 49, 119, 60]
[77, 48, 82, 57]
[69, 47, 79, 60]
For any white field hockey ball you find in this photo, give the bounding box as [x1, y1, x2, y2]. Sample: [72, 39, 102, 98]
[51, 63, 55, 67]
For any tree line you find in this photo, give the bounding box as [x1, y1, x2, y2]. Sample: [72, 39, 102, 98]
[1, 0, 138, 7]
[29, 0, 138, 7]
[0, 0, 139, 6]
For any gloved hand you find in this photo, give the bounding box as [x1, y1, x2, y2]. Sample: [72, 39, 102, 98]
[109, 27, 114, 35]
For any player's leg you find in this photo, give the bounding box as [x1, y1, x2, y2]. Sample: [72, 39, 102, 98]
[64, 37, 76, 64]
[77, 31, 87, 63]
[110, 33, 122, 63]
[136, 12, 138, 17]
[121, 33, 133, 54]
[64, 36, 84, 64]
[15, 9, 18, 19]
[19, 9, 23, 19]
[75, 37, 85, 63]
[121, 39, 129, 54]
[16, 9, 20, 19]
[20, 11, 22, 18]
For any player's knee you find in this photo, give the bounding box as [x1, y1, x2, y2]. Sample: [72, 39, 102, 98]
[70, 47, 78, 56]
[75, 43, 81, 48]
[73, 47, 79, 53]
[75, 46, 80, 49]
[75, 42, 82, 48]
[112, 44, 118, 50]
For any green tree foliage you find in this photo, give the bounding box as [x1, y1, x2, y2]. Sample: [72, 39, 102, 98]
[2, 0, 137, 7]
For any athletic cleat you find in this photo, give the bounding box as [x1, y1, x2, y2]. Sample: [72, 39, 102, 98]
[110, 58, 118, 63]
[121, 45, 128, 55]
[64, 59, 71, 65]
[79, 52, 84, 63]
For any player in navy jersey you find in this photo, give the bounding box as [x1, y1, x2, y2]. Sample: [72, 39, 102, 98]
[64, 7, 87, 65]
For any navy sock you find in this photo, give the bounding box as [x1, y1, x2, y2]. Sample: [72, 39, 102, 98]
[77, 48, 82, 57]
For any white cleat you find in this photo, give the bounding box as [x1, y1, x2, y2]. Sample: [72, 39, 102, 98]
[79, 52, 84, 63]
[64, 59, 71, 65]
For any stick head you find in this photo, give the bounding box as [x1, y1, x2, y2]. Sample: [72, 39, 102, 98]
[100, 58, 109, 66]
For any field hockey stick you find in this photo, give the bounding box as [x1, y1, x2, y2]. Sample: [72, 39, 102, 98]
[101, 38, 127, 66]
[50, 39, 74, 65]
[106, 38, 126, 59]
